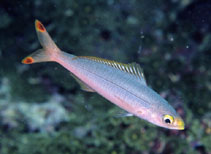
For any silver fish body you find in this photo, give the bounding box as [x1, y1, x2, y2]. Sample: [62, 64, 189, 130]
[22, 20, 185, 130]
[56, 52, 180, 129]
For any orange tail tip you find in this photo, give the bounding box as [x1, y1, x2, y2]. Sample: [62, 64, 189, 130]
[22, 56, 34, 64]
[35, 20, 46, 32]
[22, 20, 61, 64]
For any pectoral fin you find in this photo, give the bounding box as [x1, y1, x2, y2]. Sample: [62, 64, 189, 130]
[115, 112, 134, 118]
[111, 108, 134, 118]
[70, 73, 95, 92]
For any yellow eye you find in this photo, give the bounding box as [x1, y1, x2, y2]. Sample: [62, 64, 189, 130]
[163, 115, 174, 124]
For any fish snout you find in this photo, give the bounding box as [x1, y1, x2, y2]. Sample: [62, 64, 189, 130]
[174, 117, 185, 130]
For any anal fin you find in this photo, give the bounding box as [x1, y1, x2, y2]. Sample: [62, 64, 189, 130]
[70, 73, 95, 92]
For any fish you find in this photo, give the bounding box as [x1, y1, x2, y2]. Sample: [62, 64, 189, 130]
[22, 20, 185, 130]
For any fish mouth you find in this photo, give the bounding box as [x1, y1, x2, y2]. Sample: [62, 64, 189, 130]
[174, 117, 185, 130]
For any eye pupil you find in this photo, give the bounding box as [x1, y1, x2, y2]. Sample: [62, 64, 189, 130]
[163, 115, 174, 124]
[165, 119, 171, 123]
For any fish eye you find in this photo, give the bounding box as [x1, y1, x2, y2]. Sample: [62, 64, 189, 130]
[163, 115, 174, 124]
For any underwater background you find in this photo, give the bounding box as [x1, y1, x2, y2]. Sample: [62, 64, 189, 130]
[0, 0, 210, 153]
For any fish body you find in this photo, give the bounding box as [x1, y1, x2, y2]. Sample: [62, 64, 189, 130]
[22, 20, 184, 130]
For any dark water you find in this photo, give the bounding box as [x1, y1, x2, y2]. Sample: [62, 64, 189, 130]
[0, 0, 210, 153]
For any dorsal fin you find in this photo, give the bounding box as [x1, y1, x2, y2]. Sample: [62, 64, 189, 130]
[77, 56, 147, 85]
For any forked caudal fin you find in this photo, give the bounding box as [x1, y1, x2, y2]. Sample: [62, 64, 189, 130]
[22, 20, 61, 64]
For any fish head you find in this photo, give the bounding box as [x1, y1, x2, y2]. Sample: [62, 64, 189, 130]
[151, 111, 185, 130]
[136, 100, 185, 130]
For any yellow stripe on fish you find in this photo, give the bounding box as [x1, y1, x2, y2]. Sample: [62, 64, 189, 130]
[74, 56, 146, 84]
